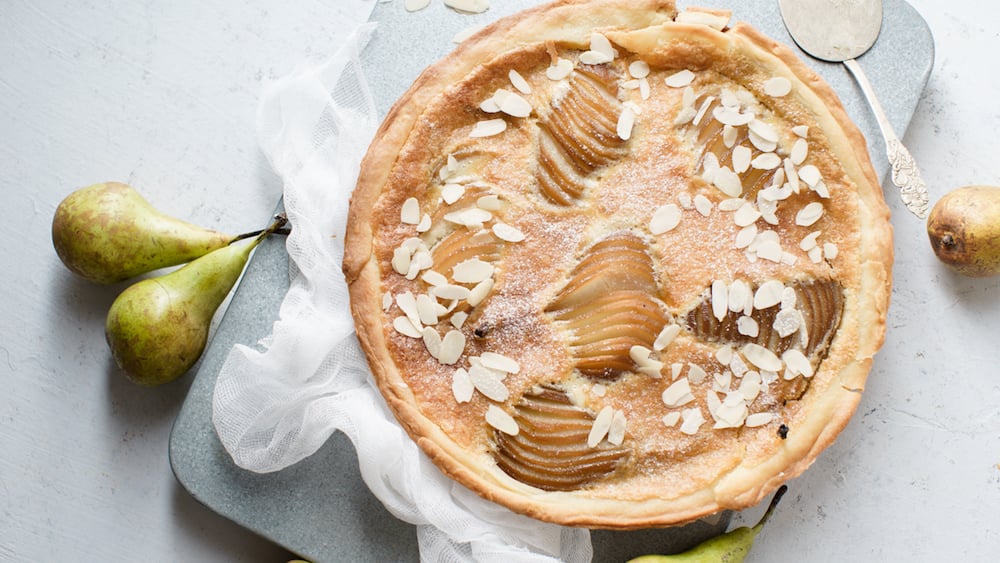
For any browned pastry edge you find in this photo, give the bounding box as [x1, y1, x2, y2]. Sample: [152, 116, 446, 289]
[344, 0, 892, 529]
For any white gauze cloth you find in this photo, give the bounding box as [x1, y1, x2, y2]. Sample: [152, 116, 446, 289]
[210, 23, 593, 563]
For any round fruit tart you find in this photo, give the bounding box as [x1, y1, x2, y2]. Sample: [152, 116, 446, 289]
[344, 0, 892, 528]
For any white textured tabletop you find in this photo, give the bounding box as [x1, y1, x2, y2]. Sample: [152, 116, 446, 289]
[3, 0, 999, 561]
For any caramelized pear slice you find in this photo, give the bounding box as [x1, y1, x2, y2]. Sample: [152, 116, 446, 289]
[546, 233, 670, 379]
[534, 66, 629, 205]
[493, 384, 630, 491]
[682, 278, 845, 361]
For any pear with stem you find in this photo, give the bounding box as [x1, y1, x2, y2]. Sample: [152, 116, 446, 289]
[53, 182, 242, 284]
[628, 485, 788, 563]
[105, 214, 287, 385]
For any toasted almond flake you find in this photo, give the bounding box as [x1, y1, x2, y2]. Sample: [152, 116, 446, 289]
[546, 57, 574, 80]
[732, 145, 752, 174]
[745, 412, 774, 427]
[741, 343, 783, 372]
[753, 280, 785, 309]
[404, 0, 430, 12]
[480, 351, 520, 374]
[711, 280, 728, 322]
[712, 105, 754, 127]
[679, 407, 706, 435]
[492, 222, 525, 243]
[751, 152, 782, 170]
[791, 138, 808, 165]
[396, 291, 421, 325]
[763, 76, 792, 97]
[737, 315, 760, 337]
[486, 405, 518, 435]
[416, 294, 445, 325]
[739, 370, 762, 402]
[476, 194, 502, 211]
[748, 129, 778, 153]
[628, 60, 650, 78]
[382, 292, 393, 312]
[588, 406, 615, 447]
[406, 250, 433, 280]
[782, 349, 814, 378]
[431, 284, 472, 301]
[687, 363, 708, 385]
[450, 311, 469, 329]
[497, 91, 531, 118]
[792, 125, 809, 137]
[467, 278, 494, 307]
[438, 330, 466, 365]
[663, 411, 681, 427]
[756, 239, 784, 263]
[452, 368, 474, 403]
[444, 0, 490, 14]
[733, 202, 762, 227]
[799, 231, 821, 251]
[415, 214, 431, 233]
[773, 308, 802, 338]
[734, 225, 757, 250]
[665, 69, 696, 88]
[712, 166, 743, 198]
[662, 378, 695, 408]
[693, 194, 712, 217]
[692, 95, 715, 126]
[726, 280, 751, 313]
[795, 202, 824, 226]
[608, 410, 627, 445]
[748, 119, 779, 143]
[443, 207, 492, 227]
[580, 34, 614, 65]
[671, 362, 684, 380]
[401, 197, 421, 225]
[824, 242, 839, 260]
[677, 192, 694, 209]
[508, 69, 531, 95]
[422, 327, 442, 358]
[452, 24, 485, 43]
[617, 106, 636, 141]
[391, 246, 412, 275]
[469, 364, 508, 399]
[469, 118, 507, 138]
[452, 258, 494, 284]
[653, 324, 681, 352]
[715, 345, 734, 365]
[812, 179, 830, 199]
[479, 97, 501, 113]
[422, 270, 448, 287]
[650, 203, 682, 234]
[441, 183, 465, 204]
[393, 316, 423, 338]
[629, 345, 652, 365]
[797, 164, 821, 187]
[722, 124, 738, 148]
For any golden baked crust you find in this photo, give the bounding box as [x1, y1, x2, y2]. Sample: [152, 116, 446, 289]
[345, 0, 892, 529]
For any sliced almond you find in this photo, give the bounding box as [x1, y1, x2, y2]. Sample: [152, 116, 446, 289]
[546, 58, 574, 80]
[679, 407, 706, 435]
[492, 222, 525, 242]
[508, 69, 531, 94]
[744, 412, 774, 427]
[469, 118, 507, 138]
[467, 278, 494, 307]
[469, 364, 509, 401]
[795, 202, 824, 226]
[486, 405, 519, 435]
[452, 258, 494, 284]
[444, 0, 490, 14]
[662, 378, 695, 408]
[588, 406, 615, 447]
[664, 69, 695, 88]
[653, 324, 681, 351]
[452, 368, 474, 403]
[753, 280, 785, 309]
[650, 203, 682, 234]
[782, 349, 814, 378]
[480, 351, 520, 374]
[741, 343, 783, 372]
[438, 330, 466, 365]
[400, 197, 421, 225]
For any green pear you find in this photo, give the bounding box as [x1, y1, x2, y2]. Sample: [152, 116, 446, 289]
[52, 182, 233, 284]
[105, 216, 284, 385]
[628, 485, 788, 563]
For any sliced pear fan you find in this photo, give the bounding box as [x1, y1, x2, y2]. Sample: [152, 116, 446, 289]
[546, 233, 670, 379]
[493, 384, 631, 491]
[536, 66, 630, 205]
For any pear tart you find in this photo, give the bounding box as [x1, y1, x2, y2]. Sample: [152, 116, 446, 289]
[344, 0, 892, 528]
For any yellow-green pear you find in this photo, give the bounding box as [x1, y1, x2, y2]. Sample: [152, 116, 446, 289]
[105, 217, 283, 385]
[628, 486, 787, 563]
[52, 182, 233, 284]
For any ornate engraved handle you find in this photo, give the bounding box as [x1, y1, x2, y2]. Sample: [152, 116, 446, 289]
[844, 58, 929, 219]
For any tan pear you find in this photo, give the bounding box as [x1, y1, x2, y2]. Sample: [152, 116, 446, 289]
[927, 185, 1000, 277]
[104, 217, 283, 385]
[52, 182, 232, 284]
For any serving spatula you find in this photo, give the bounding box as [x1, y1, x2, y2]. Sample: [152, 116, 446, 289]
[778, 0, 929, 218]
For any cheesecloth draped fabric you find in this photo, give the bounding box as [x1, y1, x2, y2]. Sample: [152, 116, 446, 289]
[210, 23, 593, 563]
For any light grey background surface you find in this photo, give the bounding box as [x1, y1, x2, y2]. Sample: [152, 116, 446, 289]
[3, 0, 1000, 561]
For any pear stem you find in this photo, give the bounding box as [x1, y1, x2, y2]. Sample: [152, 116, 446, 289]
[752, 485, 788, 532]
[229, 213, 291, 244]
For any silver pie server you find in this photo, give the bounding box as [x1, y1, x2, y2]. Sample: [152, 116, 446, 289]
[778, 0, 929, 218]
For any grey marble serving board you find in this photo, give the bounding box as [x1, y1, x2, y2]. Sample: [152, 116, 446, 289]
[169, 1, 933, 561]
